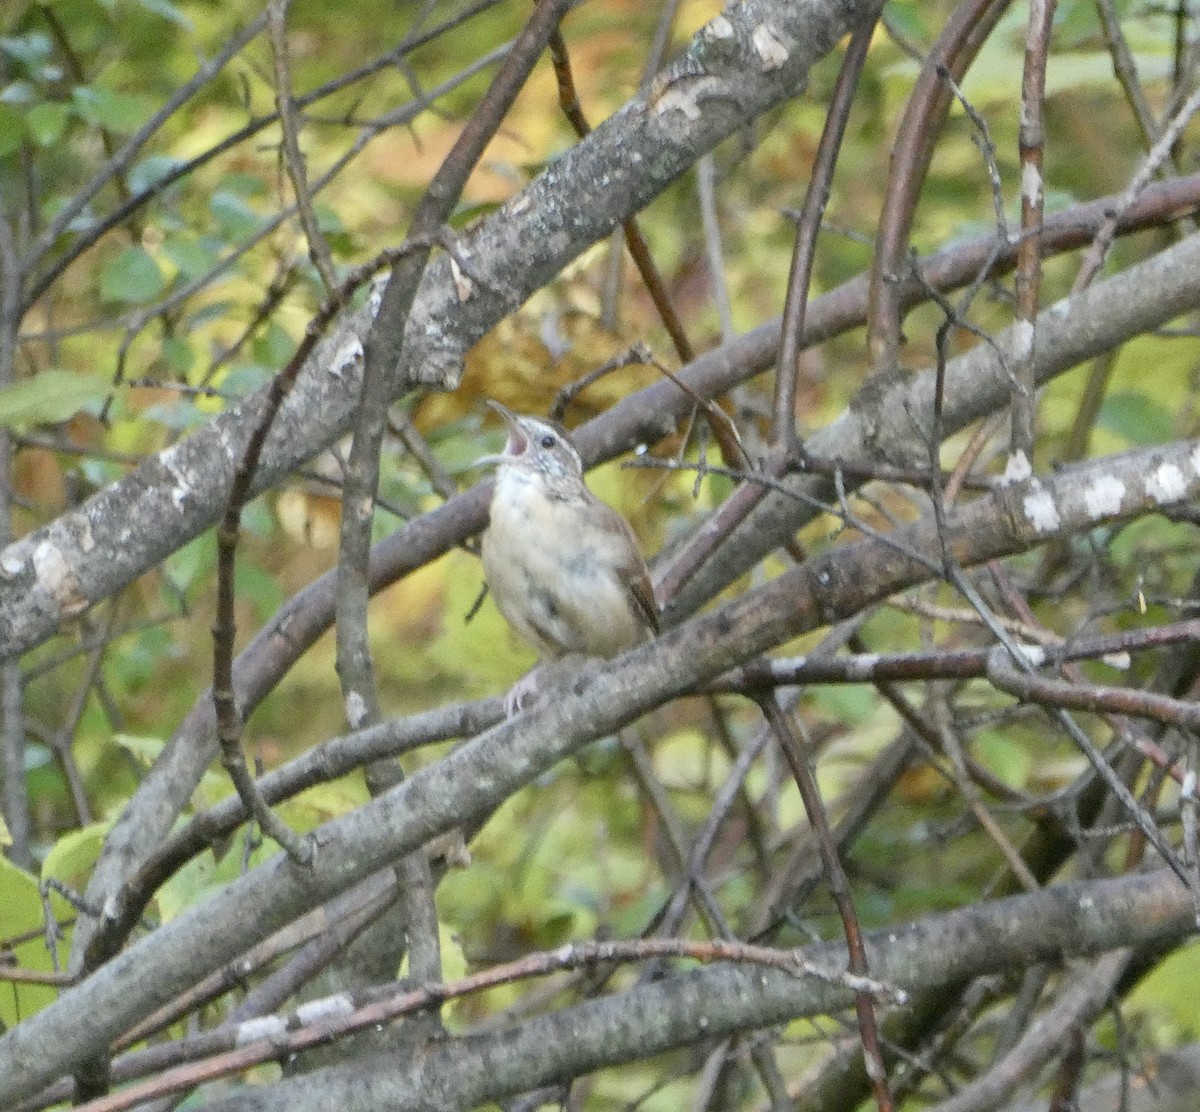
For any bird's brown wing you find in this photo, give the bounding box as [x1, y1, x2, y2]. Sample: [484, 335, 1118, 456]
[625, 562, 660, 636]
[600, 505, 659, 636]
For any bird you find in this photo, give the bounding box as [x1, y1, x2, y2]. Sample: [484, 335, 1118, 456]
[479, 401, 659, 713]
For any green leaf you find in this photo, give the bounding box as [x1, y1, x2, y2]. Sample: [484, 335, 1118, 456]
[884, 1, 930, 43]
[811, 683, 876, 725]
[156, 829, 276, 923]
[1053, 0, 1101, 47]
[71, 86, 153, 134]
[136, 0, 193, 29]
[0, 31, 53, 71]
[42, 821, 112, 891]
[24, 742, 52, 771]
[111, 732, 167, 768]
[0, 369, 111, 429]
[162, 234, 219, 280]
[143, 398, 206, 430]
[210, 190, 263, 238]
[100, 245, 165, 303]
[220, 363, 270, 396]
[162, 534, 213, 594]
[973, 730, 1033, 790]
[252, 320, 295, 367]
[188, 299, 235, 327]
[234, 559, 284, 616]
[219, 172, 268, 198]
[42, 191, 97, 234]
[0, 101, 24, 157]
[159, 336, 194, 376]
[0, 855, 67, 1023]
[315, 202, 344, 233]
[129, 153, 186, 194]
[25, 100, 69, 146]
[1098, 391, 1176, 446]
[0, 78, 36, 106]
[284, 780, 369, 826]
[1124, 939, 1200, 1039]
[154, 843, 218, 923]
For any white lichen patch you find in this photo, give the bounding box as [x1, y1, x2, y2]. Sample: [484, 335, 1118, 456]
[651, 80, 707, 120]
[33, 540, 88, 617]
[159, 444, 193, 511]
[367, 273, 388, 318]
[1192, 442, 1200, 476]
[329, 337, 364, 378]
[1012, 319, 1035, 360]
[1014, 644, 1046, 667]
[217, 422, 240, 464]
[235, 1016, 288, 1046]
[705, 15, 734, 39]
[296, 994, 354, 1024]
[847, 654, 880, 680]
[345, 689, 368, 729]
[752, 23, 790, 70]
[1083, 475, 1125, 519]
[450, 254, 474, 302]
[0, 550, 23, 577]
[1023, 483, 1060, 533]
[1021, 161, 1042, 207]
[1145, 462, 1186, 505]
[1000, 450, 1032, 486]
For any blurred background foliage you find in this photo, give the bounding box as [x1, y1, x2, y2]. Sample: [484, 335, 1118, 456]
[3, 0, 1200, 1101]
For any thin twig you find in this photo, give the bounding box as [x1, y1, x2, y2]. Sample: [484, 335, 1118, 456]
[213, 242, 439, 864]
[1008, 0, 1055, 461]
[332, 0, 572, 1006]
[548, 29, 695, 364]
[773, 13, 876, 447]
[66, 935, 903, 1112]
[758, 694, 896, 1112]
[0, 202, 31, 867]
[268, 0, 337, 292]
[866, 0, 1012, 371]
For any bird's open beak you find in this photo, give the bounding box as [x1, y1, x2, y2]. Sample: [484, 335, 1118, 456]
[475, 400, 528, 467]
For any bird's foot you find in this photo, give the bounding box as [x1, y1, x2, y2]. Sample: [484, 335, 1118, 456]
[502, 656, 587, 717]
[426, 828, 471, 868]
[504, 667, 543, 717]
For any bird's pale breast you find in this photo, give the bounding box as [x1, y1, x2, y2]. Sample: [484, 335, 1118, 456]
[482, 469, 649, 659]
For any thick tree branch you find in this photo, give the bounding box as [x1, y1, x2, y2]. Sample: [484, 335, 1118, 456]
[3, 434, 1199, 1104]
[195, 872, 1195, 1111]
[0, 0, 879, 665]
[67, 202, 1200, 974]
[663, 228, 1200, 622]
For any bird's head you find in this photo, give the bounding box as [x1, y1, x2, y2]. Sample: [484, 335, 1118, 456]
[480, 401, 584, 488]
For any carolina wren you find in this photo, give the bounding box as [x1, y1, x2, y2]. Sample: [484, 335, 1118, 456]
[480, 401, 658, 711]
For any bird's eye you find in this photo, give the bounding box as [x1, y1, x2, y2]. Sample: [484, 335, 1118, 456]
[539, 434, 556, 449]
